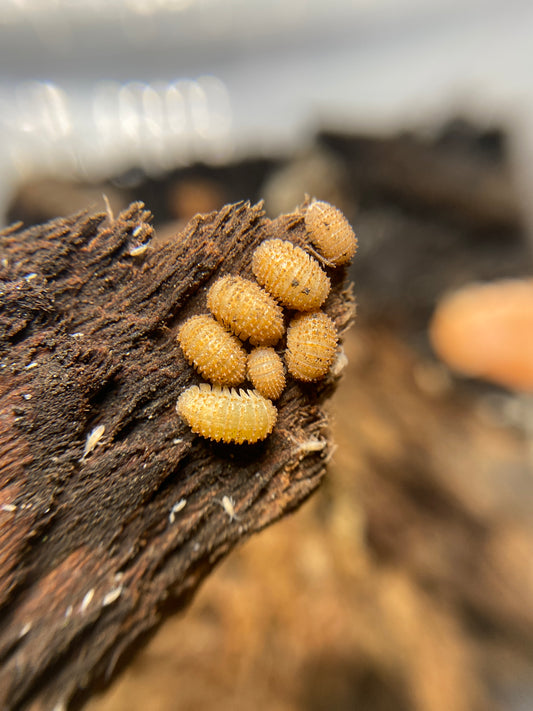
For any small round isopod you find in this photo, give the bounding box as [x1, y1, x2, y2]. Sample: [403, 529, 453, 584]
[304, 201, 357, 266]
[252, 239, 330, 311]
[207, 275, 284, 346]
[178, 314, 247, 386]
[285, 311, 338, 381]
[247, 347, 286, 400]
[176, 383, 277, 444]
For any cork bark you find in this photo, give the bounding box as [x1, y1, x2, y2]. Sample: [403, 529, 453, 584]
[0, 201, 354, 711]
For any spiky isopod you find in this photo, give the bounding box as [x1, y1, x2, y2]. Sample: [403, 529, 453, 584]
[304, 201, 357, 266]
[247, 347, 286, 400]
[178, 314, 246, 386]
[252, 239, 330, 311]
[285, 311, 338, 381]
[176, 383, 277, 444]
[207, 275, 284, 346]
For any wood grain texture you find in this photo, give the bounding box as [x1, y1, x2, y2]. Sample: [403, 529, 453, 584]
[0, 200, 354, 711]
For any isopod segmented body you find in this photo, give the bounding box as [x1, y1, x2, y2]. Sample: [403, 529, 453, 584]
[176, 383, 277, 444]
[305, 201, 357, 266]
[207, 275, 284, 346]
[252, 239, 330, 311]
[285, 311, 338, 381]
[178, 314, 246, 386]
[247, 347, 286, 400]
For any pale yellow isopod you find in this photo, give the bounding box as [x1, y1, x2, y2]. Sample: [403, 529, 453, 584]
[247, 347, 286, 400]
[304, 201, 357, 266]
[251, 239, 330, 311]
[178, 314, 247, 386]
[207, 275, 284, 346]
[176, 383, 278, 444]
[285, 311, 338, 381]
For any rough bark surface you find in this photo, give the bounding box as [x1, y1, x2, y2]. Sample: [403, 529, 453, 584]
[0, 200, 354, 711]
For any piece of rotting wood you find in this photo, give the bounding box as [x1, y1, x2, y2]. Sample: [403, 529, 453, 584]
[0, 200, 355, 711]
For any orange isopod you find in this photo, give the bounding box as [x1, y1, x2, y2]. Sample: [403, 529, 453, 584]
[176, 383, 277, 444]
[251, 239, 330, 311]
[247, 347, 286, 400]
[178, 314, 246, 386]
[285, 311, 338, 381]
[304, 201, 357, 266]
[207, 275, 284, 346]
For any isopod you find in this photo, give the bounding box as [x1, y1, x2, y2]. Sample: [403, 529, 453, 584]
[285, 311, 338, 381]
[207, 275, 284, 346]
[176, 383, 277, 444]
[252, 239, 330, 310]
[80, 424, 105, 462]
[247, 347, 286, 400]
[216, 495, 240, 522]
[304, 201, 357, 266]
[178, 314, 246, 386]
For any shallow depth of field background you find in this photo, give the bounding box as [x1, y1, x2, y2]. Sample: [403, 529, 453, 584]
[2, 2, 533, 710]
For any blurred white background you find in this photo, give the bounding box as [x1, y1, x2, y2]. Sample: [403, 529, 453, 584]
[0, 0, 533, 223]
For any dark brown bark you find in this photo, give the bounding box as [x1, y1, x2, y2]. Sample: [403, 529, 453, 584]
[320, 126, 521, 233]
[0, 201, 354, 711]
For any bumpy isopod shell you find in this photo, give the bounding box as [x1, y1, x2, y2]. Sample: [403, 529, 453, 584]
[252, 239, 330, 311]
[247, 347, 286, 400]
[285, 311, 338, 381]
[176, 383, 277, 444]
[305, 201, 357, 266]
[207, 275, 284, 346]
[178, 314, 246, 386]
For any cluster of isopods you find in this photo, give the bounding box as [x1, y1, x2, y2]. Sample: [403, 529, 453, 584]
[176, 200, 357, 444]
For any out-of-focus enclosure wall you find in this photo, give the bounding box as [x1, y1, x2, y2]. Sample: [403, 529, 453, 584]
[2, 0, 533, 224]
